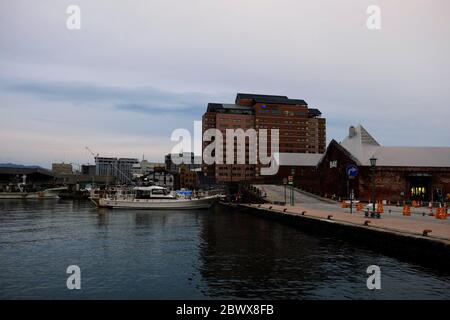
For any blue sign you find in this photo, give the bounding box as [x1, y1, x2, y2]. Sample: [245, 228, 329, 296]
[346, 164, 359, 177]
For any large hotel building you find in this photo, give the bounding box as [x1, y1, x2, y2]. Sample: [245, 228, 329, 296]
[202, 93, 326, 183]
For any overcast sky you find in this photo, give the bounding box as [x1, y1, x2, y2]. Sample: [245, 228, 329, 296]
[1, 0, 449, 168]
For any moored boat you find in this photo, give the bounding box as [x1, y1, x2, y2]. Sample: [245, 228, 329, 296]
[93, 186, 221, 210]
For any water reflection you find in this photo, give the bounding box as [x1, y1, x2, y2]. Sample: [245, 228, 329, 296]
[0, 200, 449, 299]
[198, 205, 450, 299]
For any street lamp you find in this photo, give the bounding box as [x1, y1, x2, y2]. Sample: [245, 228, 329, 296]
[370, 157, 377, 214]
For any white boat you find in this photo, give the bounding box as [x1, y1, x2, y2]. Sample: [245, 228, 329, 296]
[94, 186, 221, 210]
[0, 187, 67, 199]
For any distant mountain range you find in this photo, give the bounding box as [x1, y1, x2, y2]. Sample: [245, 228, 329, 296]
[0, 163, 46, 170]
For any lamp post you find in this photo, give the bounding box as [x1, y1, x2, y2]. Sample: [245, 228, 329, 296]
[370, 157, 377, 214]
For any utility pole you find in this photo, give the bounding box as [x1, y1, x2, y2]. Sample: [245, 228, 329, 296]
[291, 168, 296, 206]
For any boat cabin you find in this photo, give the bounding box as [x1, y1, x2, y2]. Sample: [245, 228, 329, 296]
[134, 186, 174, 199]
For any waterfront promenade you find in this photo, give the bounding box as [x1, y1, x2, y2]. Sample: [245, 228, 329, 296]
[251, 185, 450, 243]
[244, 203, 450, 243]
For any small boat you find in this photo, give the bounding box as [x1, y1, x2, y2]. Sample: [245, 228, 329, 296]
[92, 186, 222, 210]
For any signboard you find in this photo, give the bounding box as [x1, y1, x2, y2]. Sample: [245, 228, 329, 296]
[329, 160, 337, 168]
[288, 176, 293, 185]
[346, 164, 359, 178]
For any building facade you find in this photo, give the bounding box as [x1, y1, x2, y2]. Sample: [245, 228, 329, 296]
[165, 152, 201, 173]
[131, 160, 165, 179]
[81, 164, 96, 176]
[95, 157, 139, 184]
[314, 125, 450, 203]
[51, 163, 73, 175]
[202, 93, 326, 184]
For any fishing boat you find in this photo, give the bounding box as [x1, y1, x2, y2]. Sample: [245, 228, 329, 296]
[92, 186, 222, 210]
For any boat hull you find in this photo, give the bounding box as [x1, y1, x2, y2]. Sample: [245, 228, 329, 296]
[0, 187, 66, 199]
[98, 196, 218, 210]
[0, 192, 28, 199]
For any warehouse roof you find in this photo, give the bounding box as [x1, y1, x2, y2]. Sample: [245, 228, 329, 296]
[340, 125, 450, 167]
[275, 153, 324, 167]
[0, 166, 54, 177]
[370, 147, 450, 167]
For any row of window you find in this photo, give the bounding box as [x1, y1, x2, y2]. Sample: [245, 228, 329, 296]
[258, 110, 307, 116]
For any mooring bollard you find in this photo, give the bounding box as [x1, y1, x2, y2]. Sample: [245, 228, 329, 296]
[327, 215, 333, 220]
[301, 211, 306, 215]
[422, 229, 432, 236]
[364, 220, 371, 226]
[283, 208, 287, 212]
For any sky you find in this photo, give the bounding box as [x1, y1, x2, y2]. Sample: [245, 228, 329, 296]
[0, 0, 449, 168]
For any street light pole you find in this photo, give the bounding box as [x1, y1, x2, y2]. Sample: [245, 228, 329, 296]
[370, 157, 377, 214]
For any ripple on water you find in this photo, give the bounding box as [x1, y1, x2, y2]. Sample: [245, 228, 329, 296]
[0, 200, 449, 299]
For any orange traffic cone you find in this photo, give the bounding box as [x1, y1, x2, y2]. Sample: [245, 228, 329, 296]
[435, 207, 447, 219]
[402, 205, 411, 216]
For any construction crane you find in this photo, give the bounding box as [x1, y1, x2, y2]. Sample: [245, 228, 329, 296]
[85, 146, 99, 160]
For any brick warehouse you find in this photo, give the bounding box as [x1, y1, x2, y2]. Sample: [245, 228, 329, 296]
[306, 125, 450, 203]
[202, 93, 326, 184]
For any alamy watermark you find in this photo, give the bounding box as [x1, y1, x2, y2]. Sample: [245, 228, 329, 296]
[170, 121, 280, 176]
[66, 265, 81, 290]
[66, 5, 81, 30]
[366, 5, 381, 30]
[366, 265, 381, 290]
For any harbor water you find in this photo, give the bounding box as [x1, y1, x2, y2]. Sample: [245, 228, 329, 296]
[0, 200, 449, 299]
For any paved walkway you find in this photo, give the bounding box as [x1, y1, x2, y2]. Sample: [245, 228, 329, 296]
[249, 185, 450, 243]
[245, 203, 450, 243]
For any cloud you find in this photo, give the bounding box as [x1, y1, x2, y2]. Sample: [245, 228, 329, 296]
[1, 79, 228, 114]
[0, 0, 449, 167]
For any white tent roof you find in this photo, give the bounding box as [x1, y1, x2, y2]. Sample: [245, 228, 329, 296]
[340, 125, 450, 167]
[274, 153, 323, 167]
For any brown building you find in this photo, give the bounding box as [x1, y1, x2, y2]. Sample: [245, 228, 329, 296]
[202, 93, 326, 184]
[179, 165, 199, 190]
[52, 163, 73, 175]
[312, 125, 450, 203]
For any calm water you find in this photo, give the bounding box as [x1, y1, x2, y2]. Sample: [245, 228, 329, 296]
[0, 200, 449, 299]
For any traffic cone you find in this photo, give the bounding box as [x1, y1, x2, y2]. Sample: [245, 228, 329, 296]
[402, 205, 411, 216]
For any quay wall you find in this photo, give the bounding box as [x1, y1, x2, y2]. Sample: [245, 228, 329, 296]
[217, 202, 450, 270]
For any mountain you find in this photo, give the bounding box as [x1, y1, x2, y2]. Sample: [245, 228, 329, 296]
[0, 163, 46, 169]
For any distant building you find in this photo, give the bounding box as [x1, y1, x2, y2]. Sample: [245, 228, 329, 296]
[81, 164, 96, 176]
[117, 158, 139, 184]
[165, 152, 201, 173]
[52, 163, 73, 175]
[0, 166, 55, 191]
[140, 168, 178, 190]
[179, 165, 199, 189]
[95, 157, 117, 177]
[131, 160, 165, 179]
[95, 157, 139, 184]
[202, 93, 326, 184]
